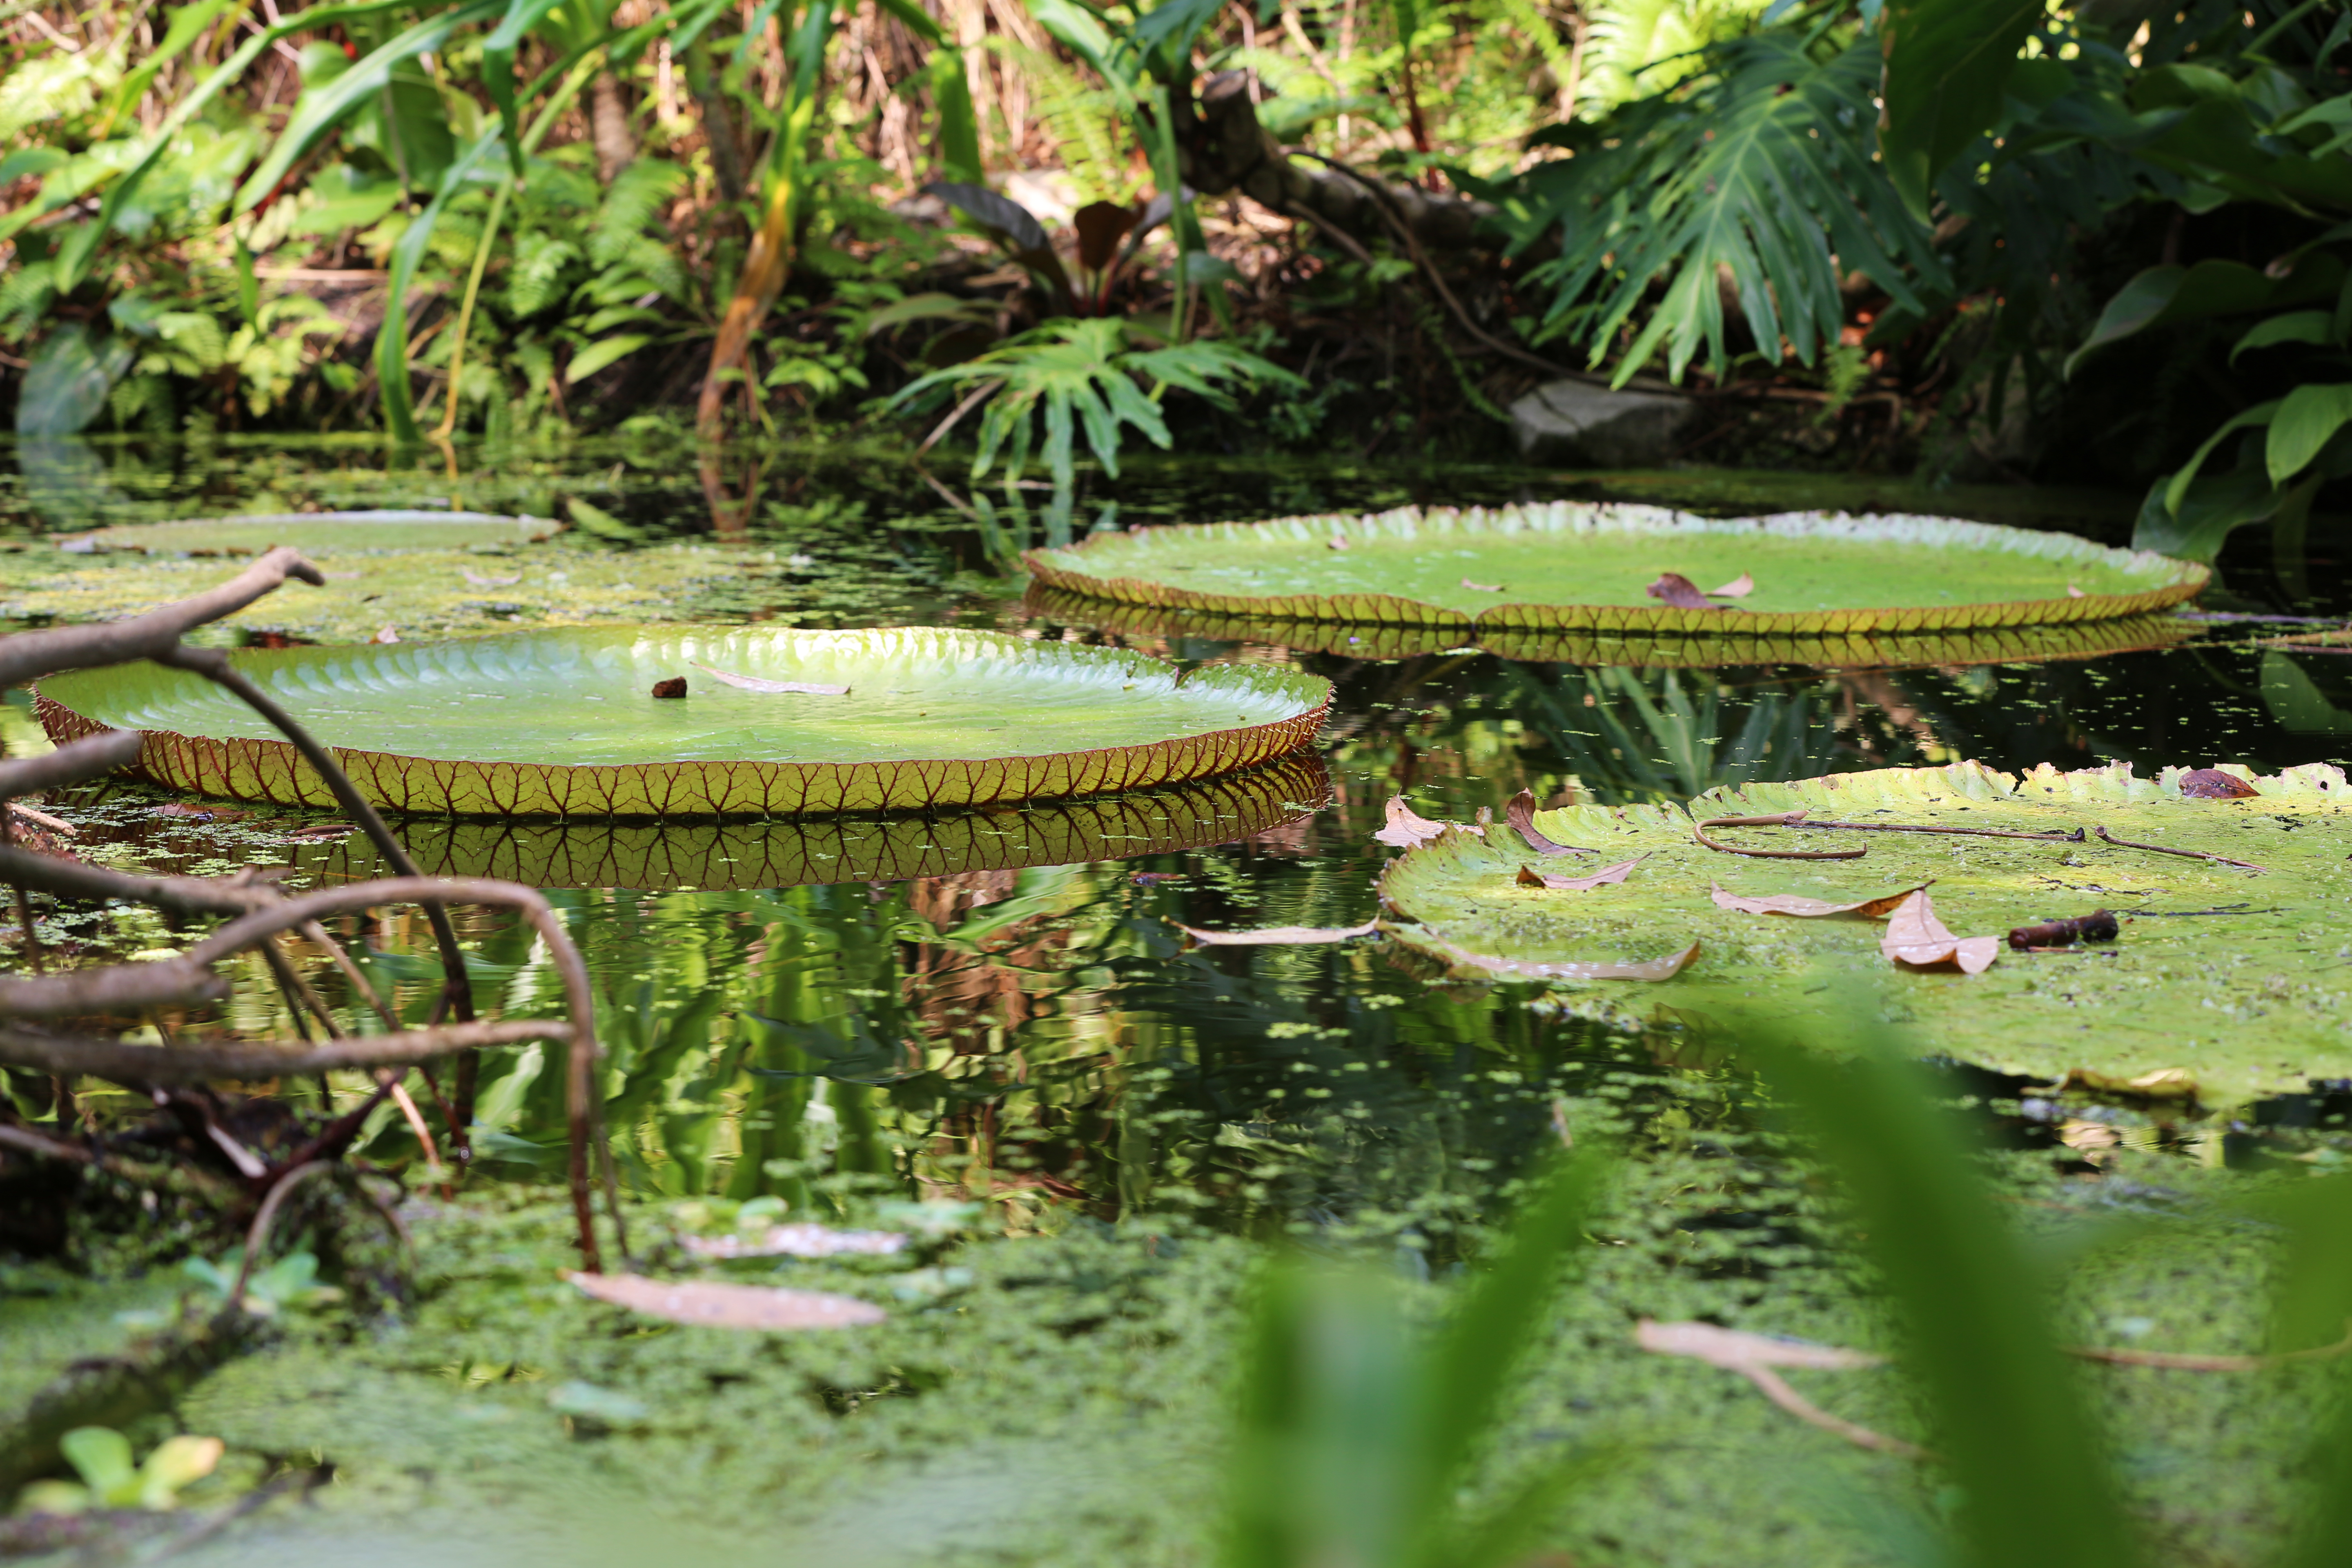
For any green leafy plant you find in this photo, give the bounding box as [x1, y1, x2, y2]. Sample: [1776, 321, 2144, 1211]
[181, 1247, 344, 1316]
[1224, 1153, 1613, 1568]
[14, 1428, 225, 1516]
[888, 316, 1303, 492]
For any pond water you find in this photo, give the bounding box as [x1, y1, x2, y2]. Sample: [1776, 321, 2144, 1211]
[5, 434, 2351, 1252]
[11, 436, 2352, 1568]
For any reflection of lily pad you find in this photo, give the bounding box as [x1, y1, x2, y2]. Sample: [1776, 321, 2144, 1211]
[1378, 761, 2352, 1102]
[35, 628, 1331, 817]
[290, 753, 1332, 887]
[56, 510, 558, 556]
[1025, 505, 2206, 633]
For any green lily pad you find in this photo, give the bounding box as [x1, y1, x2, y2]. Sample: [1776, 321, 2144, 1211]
[1025, 504, 2207, 633]
[1032, 586, 2195, 669]
[290, 753, 1332, 889]
[1377, 761, 2352, 1103]
[33, 627, 1330, 817]
[56, 509, 560, 556]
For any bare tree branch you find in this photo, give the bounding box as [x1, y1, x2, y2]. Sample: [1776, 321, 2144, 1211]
[0, 843, 275, 917]
[0, 548, 326, 688]
[0, 731, 143, 800]
[0, 954, 227, 1018]
[0, 1018, 570, 1083]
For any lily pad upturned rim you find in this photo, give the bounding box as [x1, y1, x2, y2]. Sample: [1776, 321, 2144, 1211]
[32, 626, 1332, 819]
[1023, 504, 2209, 634]
[1028, 586, 2198, 670]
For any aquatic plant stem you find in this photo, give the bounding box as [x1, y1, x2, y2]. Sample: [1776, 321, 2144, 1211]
[2092, 823, 2265, 871]
[433, 181, 511, 441]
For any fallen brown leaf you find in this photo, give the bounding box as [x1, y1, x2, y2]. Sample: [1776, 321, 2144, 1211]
[1646, 572, 1737, 610]
[1517, 856, 1645, 891]
[1506, 789, 1591, 856]
[370, 625, 401, 644]
[1706, 572, 1755, 599]
[690, 662, 850, 695]
[2051, 1066, 2195, 1100]
[563, 1271, 886, 1329]
[1879, 889, 1999, 974]
[2178, 767, 2260, 800]
[1461, 577, 1505, 592]
[1418, 933, 1699, 982]
[1373, 796, 1475, 849]
[1710, 881, 1929, 918]
[2067, 583, 2088, 598]
[1636, 1319, 1929, 1461]
[1169, 919, 1381, 946]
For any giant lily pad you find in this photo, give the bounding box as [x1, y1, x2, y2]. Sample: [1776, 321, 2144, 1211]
[1024, 504, 2206, 635]
[291, 753, 1332, 888]
[33, 627, 1330, 817]
[1377, 761, 2352, 1102]
[1031, 586, 2194, 669]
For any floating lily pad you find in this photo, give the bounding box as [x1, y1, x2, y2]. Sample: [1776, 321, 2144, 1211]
[1025, 504, 2206, 634]
[290, 753, 1332, 887]
[1377, 761, 2352, 1102]
[1032, 586, 2194, 669]
[33, 628, 1330, 817]
[55, 509, 559, 556]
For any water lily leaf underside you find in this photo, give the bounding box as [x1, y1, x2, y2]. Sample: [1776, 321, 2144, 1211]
[33, 627, 1331, 817]
[1378, 761, 2352, 1101]
[290, 753, 1332, 888]
[1025, 504, 2207, 635]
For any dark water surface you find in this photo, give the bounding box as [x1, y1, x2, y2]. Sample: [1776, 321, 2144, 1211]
[7, 435, 2351, 1247]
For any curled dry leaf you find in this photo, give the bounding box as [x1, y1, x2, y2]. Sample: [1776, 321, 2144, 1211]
[1646, 572, 1737, 611]
[1879, 889, 1999, 974]
[1169, 918, 1381, 946]
[2051, 1066, 2196, 1100]
[682, 1223, 909, 1261]
[1374, 796, 1474, 849]
[1709, 881, 1929, 918]
[1636, 1318, 1884, 1372]
[1506, 789, 1591, 856]
[2067, 583, 2088, 598]
[1517, 856, 1645, 891]
[1416, 932, 1700, 982]
[2178, 767, 2260, 800]
[1706, 572, 1755, 599]
[370, 625, 401, 644]
[1461, 577, 1506, 592]
[690, 662, 850, 696]
[563, 1271, 886, 1329]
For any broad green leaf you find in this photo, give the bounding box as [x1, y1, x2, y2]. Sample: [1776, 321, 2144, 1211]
[2132, 460, 2300, 561]
[2065, 260, 2282, 379]
[234, 0, 502, 212]
[565, 334, 652, 383]
[303, 751, 1330, 890]
[482, 0, 573, 176]
[58, 1428, 137, 1500]
[33, 626, 1331, 817]
[16, 323, 134, 437]
[2162, 399, 2282, 519]
[2230, 308, 2334, 362]
[1878, 0, 2040, 220]
[2266, 383, 2352, 486]
[1375, 759, 2352, 1104]
[1025, 503, 2208, 632]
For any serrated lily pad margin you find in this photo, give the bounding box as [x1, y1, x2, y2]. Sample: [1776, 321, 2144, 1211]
[33, 628, 1332, 818]
[1376, 760, 2352, 1102]
[294, 753, 1333, 890]
[1024, 503, 2209, 635]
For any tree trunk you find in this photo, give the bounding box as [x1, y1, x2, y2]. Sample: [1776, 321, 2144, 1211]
[590, 71, 639, 184]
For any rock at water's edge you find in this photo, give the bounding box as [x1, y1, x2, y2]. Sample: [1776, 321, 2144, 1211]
[1509, 381, 1697, 468]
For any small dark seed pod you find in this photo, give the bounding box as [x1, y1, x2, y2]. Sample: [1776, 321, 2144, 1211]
[650, 677, 687, 699]
[2007, 909, 2119, 950]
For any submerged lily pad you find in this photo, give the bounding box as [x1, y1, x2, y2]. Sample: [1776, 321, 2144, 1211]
[1378, 761, 2352, 1102]
[33, 628, 1330, 817]
[1025, 504, 2206, 635]
[55, 509, 560, 556]
[290, 753, 1332, 887]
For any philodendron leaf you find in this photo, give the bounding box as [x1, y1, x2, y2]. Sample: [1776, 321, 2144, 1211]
[295, 753, 1332, 889]
[1377, 760, 2352, 1103]
[1024, 503, 2207, 634]
[33, 626, 1331, 817]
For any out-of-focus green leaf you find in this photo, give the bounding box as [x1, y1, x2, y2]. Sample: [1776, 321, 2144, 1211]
[566, 333, 652, 383]
[1878, 0, 2040, 220]
[2231, 308, 2335, 361]
[17, 323, 132, 437]
[2267, 383, 2352, 486]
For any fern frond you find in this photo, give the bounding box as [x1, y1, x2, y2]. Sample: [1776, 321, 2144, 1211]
[983, 37, 1140, 205]
[592, 160, 686, 270]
